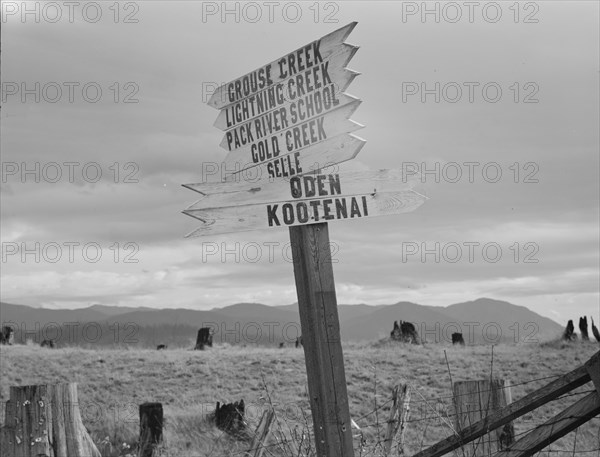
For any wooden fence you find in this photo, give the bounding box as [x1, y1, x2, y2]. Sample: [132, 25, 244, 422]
[0, 350, 597, 456]
[413, 350, 600, 457]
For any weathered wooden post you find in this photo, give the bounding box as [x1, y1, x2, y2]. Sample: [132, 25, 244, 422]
[246, 407, 275, 457]
[0, 383, 100, 457]
[182, 22, 428, 455]
[290, 223, 354, 455]
[383, 383, 411, 456]
[453, 379, 514, 456]
[139, 402, 163, 457]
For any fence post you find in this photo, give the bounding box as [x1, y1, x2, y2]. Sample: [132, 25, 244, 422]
[453, 379, 514, 456]
[246, 408, 275, 457]
[139, 402, 163, 457]
[383, 383, 411, 456]
[0, 383, 100, 457]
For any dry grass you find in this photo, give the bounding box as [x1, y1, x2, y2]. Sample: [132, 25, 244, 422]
[1, 340, 598, 456]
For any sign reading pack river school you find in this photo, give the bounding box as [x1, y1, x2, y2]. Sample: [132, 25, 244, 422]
[183, 22, 427, 236]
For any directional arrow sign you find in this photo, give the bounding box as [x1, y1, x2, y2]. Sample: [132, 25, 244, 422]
[218, 133, 365, 182]
[183, 170, 427, 236]
[214, 43, 360, 131]
[184, 168, 423, 207]
[221, 99, 363, 169]
[207, 22, 357, 110]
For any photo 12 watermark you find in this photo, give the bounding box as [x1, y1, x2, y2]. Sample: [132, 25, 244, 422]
[400, 241, 540, 264]
[2, 162, 140, 184]
[1, 1, 140, 24]
[1, 82, 140, 104]
[200, 240, 339, 264]
[400, 2, 540, 24]
[202, 321, 302, 344]
[402, 82, 539, 104]
[401, 161, 540, 184]
[201, 1, 340, 24]
[1, 242, 140, 264]
[1, 321, 140, 346]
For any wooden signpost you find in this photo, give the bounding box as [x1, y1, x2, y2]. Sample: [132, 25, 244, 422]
[183, 22, 427, 456]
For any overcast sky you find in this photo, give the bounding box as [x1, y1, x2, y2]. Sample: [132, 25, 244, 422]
[1, 1, 598, 324]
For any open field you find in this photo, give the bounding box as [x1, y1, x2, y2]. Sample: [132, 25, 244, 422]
[1, 341, 599, 456]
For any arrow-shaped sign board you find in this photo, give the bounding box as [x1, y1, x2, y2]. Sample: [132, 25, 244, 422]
[207, 22, 358, 110]
[221, 133, 365, 182]
[183, 169, 427, 236]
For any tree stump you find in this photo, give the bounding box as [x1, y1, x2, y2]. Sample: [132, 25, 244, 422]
[452, 333, 465, 345]
[0, 326, 14, 345]
[41, 339, 55, 348]
[295, 336, 303, 348]
[194, 327, 213, 350]
[579, 316, 589, 341]
[139, 402, 163, 457]
[453, 379, 514, 457]
[215, 400, 246, 436]
[562, 320, 577, 341]
[390, 320, 419, 344]
[591, 317, 600, 343]
[0, 383, 100, 457]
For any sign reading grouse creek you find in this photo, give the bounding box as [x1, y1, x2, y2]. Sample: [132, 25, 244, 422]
[207, 23, 358, 111]
[183, 23, 428, 457]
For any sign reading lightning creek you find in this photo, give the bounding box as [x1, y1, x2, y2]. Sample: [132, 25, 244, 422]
[216, 44, 359, 131]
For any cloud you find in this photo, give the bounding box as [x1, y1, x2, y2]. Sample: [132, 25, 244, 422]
[1, 2, 598, 322]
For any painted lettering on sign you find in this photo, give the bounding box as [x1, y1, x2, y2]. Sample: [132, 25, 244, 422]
[214, 45, 358, 131]
[226, 65, 274, 105]
[225, 133, 364, 181]
[208, 22, 357, 110]
[226, 41, 323, 106]
[222, 100, 362, 170]
[267, 174, 368, 226]
[278, 41, 324, 79]
[224, 82, 342, 150]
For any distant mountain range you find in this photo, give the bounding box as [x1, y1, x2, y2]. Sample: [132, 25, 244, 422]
[0, 298, 565, 348]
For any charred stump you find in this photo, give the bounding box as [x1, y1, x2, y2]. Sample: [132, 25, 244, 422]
[295, 336, 303, 348]
[214, 400, 246, 436]
[0, 326, 14, 345]
[139, 402, 163, 457]
[452, 332, 465, 345]
[390, 320, 419, 344]
[562, 320, 577, 341]
[41, 339, 55, 348]
[591, 317, 600, 343]
[579, 316, 589, 341]
[194, 327, 213, 350]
